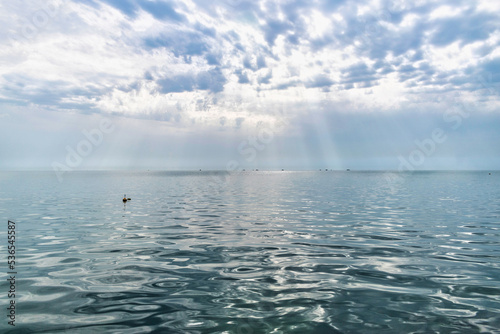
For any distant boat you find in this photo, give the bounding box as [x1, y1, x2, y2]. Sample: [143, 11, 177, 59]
[346, 169, 350, 171]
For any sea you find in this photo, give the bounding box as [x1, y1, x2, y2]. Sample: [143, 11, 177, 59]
[1, 170, 499, 333]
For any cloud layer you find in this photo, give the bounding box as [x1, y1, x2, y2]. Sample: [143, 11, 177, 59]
[1, 0, 499, 170]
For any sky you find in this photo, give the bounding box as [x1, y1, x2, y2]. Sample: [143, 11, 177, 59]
[0, 0, 499, 171]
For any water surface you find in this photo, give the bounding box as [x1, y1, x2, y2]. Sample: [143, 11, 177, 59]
[1, 171, 500, 333]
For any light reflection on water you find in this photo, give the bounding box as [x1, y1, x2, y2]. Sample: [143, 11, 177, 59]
[1, 171, 500, 333]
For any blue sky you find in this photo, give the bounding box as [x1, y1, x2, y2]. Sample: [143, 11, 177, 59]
[1, 0, 499, 171]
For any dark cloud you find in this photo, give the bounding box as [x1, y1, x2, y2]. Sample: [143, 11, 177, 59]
[0, 74, 108, 109]
[398, 65, 421, 83]
[144, 31, 209, 57]
[258, 70, 272, 85]
[273, 80, 300, 91]
[286, 33, 300, 45]
[197, 68, 226, 93]
[373, 60, 395, 76]
[157, 74, 195, 93]
[341, 63, 377, 85]
[481, 57, 500, 84]
[99, 0, 138, 17]
[71, 0, 137, 16]
[318, 0, 347, 13]
[76, 0, 186, 21]
[140, 0, 185, 21]
[351, 16, 426, 60]
[243, 56, 253, 70]
[234, 42, 245, 52]
[222, 0, 259, 13]
[194, 23, 217, 38]
[262, 20, 293, 46]
[474, 43, 497, 58]
[256, 55, 267, 69]
[157, 68, 227, 93]
[460, 57, 500, 94]
[235, 69, 250, 84]
[389, 26, 426, 57]
[430, 10, 497, 47]
[305, 75, 335, 89]
[399, 64, 417, 73]
[205, 53, 221, 66]
[410, 50, 425, 62]
[242, 54, 268, 71]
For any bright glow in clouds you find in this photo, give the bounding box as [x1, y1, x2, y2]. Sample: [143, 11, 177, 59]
[0, 0, 499, 171]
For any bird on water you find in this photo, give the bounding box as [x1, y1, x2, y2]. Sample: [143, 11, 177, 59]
[123, 195, 131, 203]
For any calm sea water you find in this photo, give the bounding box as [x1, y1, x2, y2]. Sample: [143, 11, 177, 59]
[1, 170, 500, 333]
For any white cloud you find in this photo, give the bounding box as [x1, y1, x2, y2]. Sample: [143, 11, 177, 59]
[1, 0, 499, 172]
[2, 0, 497, 114]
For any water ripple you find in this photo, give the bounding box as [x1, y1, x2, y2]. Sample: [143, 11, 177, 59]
[2, 171, 500, 333]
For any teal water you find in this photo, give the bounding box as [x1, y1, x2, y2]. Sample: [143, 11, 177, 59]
[1, 171, 500, 333]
